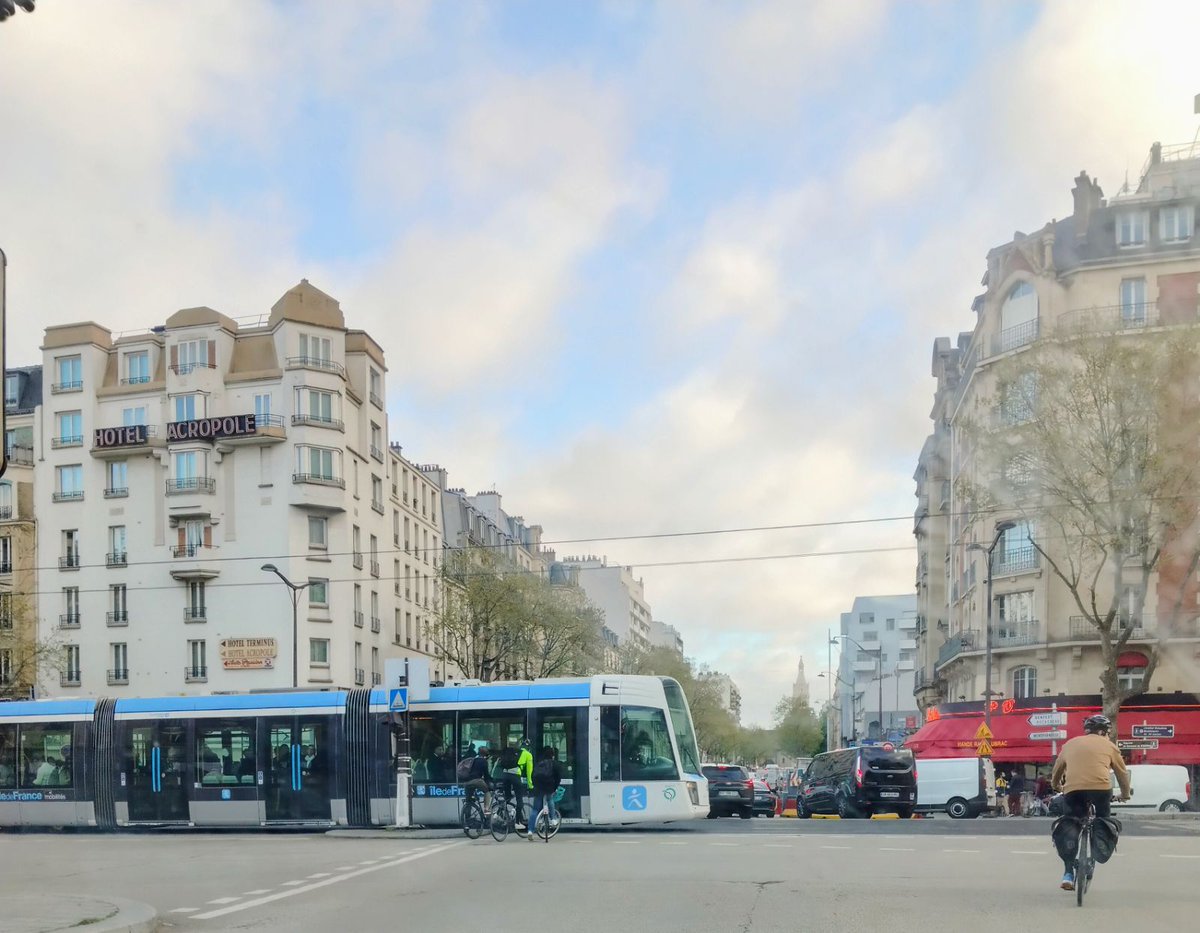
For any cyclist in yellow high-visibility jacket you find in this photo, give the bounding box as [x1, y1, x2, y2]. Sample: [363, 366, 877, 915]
[498, 738, 535, 833]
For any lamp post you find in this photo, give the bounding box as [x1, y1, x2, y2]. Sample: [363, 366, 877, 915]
[818, 668, 856, 749]
[832, 635, 882, 741]
[261, 563, 308, 689]
[967, 520, 1016, 728]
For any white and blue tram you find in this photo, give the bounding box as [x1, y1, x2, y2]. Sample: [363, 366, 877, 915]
[0, 675, 708, 828]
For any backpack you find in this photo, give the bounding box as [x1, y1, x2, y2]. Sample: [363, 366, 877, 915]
[498, 747, 520, 770]
[533, 758, 560, 789]
[456, 756, 476, 783]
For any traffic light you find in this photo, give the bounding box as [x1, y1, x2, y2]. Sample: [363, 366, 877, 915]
[0, 1, 36, 23]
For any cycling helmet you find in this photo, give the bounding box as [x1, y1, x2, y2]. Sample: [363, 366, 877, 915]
[1082, 714, 1111, 735]
[520, 738, 531, 749]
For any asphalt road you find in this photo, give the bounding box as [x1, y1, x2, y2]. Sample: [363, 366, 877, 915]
[3, 820, 1198, 931]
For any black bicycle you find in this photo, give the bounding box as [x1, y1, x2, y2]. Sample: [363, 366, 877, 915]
[1074, 802, 1097, 907]
[461, 786, 487, 840]
[489, 784, 530, 843]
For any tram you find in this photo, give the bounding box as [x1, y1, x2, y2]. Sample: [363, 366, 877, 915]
[0, 675, 709, 829]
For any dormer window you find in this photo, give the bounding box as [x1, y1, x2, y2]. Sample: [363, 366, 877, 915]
[3, 374, 19, 409]
[1117, 210, 1149, 248]
[1160, 204, 1193, 243]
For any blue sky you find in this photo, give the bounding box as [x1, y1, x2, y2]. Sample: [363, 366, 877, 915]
[3, 0, 1199, 722]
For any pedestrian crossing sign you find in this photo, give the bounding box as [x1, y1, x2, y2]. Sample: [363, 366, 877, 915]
[974, 722, 993, 740]
[389, 688, 408, 712]
[976, 739, 993, 757]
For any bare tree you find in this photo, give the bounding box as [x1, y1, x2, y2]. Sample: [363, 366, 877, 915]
[966, 326, 1200, 729]
[0, 593, 63, 700]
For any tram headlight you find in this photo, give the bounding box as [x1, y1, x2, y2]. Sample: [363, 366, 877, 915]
[687, 781, 699, 805]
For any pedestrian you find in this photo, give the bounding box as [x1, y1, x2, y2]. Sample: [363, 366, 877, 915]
[1008, 770, 1026, 816]
[528, 746, 564, 840]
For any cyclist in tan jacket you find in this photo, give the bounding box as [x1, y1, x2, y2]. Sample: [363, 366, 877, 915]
[1050, 715, 1132, 890]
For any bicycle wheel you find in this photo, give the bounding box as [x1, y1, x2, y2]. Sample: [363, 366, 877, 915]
[462, 799, 485, 840]
[535, 809, 551, 842]
[490, 805, 510, 842]
[1075, 828, 1089, 907]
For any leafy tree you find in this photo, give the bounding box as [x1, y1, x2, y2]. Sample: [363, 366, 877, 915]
[967, 327, 1200, 730]
[773, 695, 823, 758]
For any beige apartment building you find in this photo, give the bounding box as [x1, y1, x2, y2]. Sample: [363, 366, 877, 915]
[915, 141, 1200, 714]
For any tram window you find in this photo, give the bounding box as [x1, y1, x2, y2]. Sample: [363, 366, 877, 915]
[661, 679, 702, 776]
[195, 721, 254, 786]
[600, 706, 620, 781]
[620, 706, 679, 781]
[410, 712, 455, 784]
[460, 711, 526, 780]
[0, 725, 16, 788]
[19, 725, 74, 788]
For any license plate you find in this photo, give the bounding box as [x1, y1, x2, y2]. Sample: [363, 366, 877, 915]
[880, 791, 900, 798]
[719, 790, 740, 797]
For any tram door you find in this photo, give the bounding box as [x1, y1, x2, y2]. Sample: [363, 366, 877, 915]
[125, 722, 190, 823]
[532, 708, 582, 818]
[262, 716, 332, 822]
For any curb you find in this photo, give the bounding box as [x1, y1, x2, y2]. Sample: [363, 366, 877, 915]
[327, 828, 462, 840]
[87, 897, 159, 933]
[14, 896, 158, 933]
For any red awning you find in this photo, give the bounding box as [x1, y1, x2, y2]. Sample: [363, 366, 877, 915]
[1118, 651, 1149, 668]
[905, 705, 1200, 765]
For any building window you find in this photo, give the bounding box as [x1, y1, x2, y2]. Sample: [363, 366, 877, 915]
[175, 339, 209, 374]
[108, 525, 127, 565]
[310, 638, 329, 665]
[173, 394, 201, 422]
[110, 642, 128, 682]
[998, 281, 1039, 351]
[297, 388, 336, 423]
[171, 450, 202, 486]
[55, 465, 84, 500]
[0, 536, 11, 574]
[371, 476, 383, 512]
[885, 618, 895, 631]
[0, 647, 11, 685]
[1117, 210, 1149, 247]
[55, 355, 82, 391]
[1011, 666, 1037, 698]
[299, 333, 332, 363]
[106, 461, 129, 497]
[186, 581, 206, 621]
[1117, 655, 1148, 692]
[995, 591, 1035, 643]
[404, 517, 410, 552]
[997, 521, 1036, 572]
[369, 368, 382, 407]
[309, 578, 328, 607]
[1160, 204, 1193, 243]
[187, 640, 207, 680]
[394, 560, 400, 596]
[371, 646, 380, 683]
[352, 525, 362, 567]
[1119, 278, 1148, 326]
[370, 590, 379, 632]
[110, 584, 127, 624]
[353, 584, 363, 627]
[369, 535, 379, 577]
[4, 373, 19, 408]
[65, 645, 81, 683]
[1003, 453, 1034, 490]
[56, 411, 83, 446]
[354, 641, 363, 684]
[296, 445, 340, 483]
[308, 515, 327, 549]
[126, 351, 150, 384]
[122, 406, 148, 426]
[370, 423, 383, 459]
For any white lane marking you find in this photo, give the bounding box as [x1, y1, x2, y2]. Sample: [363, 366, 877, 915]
[879, 847, 915, 852]
[942, 849, 980, 854]
[1011, 851, 1046, 855]
[335, 866, 356, 871]
[280, 880, 306, 887]
[170, 908, 199, 914]
[242, 890, 271, 896]
[613, 841, 640, 845]
[193, 842, 463, 921]
[660, 842, 687, 846]
[1161, 854, 1200, 859]
[358, 860, 377, 865]
[764, 844, 791, 848]
[207, 897, 241, 905]
[307, 873, 332, 879]
[711, 843, 738, 847]
[821, 845, 850, 850]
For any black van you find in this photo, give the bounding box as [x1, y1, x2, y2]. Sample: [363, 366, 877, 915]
[797, 745, 917, 819]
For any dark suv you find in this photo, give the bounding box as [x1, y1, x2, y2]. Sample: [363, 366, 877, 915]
[798, 745, 917, 819]
[702, 764, 753, 819]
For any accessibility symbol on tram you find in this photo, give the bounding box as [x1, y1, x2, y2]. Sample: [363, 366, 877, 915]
[622, 786, 647, 811]
[389, 688, 409, 712]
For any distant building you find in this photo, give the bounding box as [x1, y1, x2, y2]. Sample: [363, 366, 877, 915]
[702, 671, 742, 724]
[792, 657, 809, 705]
[648, 620, 684, 654]
[554, 555, 653, 654]
[837, 595, 919, 742]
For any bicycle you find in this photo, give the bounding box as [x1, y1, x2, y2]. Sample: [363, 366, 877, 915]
[461, 787, 487, 840]
[531, 792, 562, 842]
[489, 785, 529, 843]
[1074, 801, 1097, 907]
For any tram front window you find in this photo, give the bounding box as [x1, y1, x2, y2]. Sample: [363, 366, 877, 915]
[661, 678, 702, 776]
[620, 706, 679, 781]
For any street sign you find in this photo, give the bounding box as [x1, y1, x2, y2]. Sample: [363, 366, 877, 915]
[1028, 711, 1067, 727]
[976, 738, 993, 757]
[1118, 739, 1158, 751]
[1029, 729, 1068, 741]
[389, 687, 409, 712]
[1132, 724, 1174, 739]
[974, 722, 993, 740]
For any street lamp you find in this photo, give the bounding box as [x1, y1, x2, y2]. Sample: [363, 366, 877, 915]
[832, 634, 883, 742]
[261, 563, 309, 689]
[817, 669, 856, 751]
[967, 520, 1016, 728]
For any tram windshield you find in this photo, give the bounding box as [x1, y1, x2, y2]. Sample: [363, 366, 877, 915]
[661, 678, 702, 776]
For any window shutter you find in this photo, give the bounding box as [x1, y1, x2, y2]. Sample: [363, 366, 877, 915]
[170, 345, 178, 372]
[203, 526, 213, 548]
[177, 527, 185, 548]
[207, 340, 216, 368]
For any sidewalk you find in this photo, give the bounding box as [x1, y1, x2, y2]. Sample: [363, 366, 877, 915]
[327, 826, 462, 840]
[5, 895, 158, 933]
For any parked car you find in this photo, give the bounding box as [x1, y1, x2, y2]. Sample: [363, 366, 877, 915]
[702, 763, 753, 818]
[914, 757, 996, 819]
[797, 744, 917, 819]
[751, 779, 778, 817]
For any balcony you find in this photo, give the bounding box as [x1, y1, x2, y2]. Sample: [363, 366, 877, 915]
[371, 499, 384, 515]
[0, 614, 12, 630]
[370, 616, 381, 633]
[1057, 302, 1169, 336]
[106, 551, 128, 568]
[90, 424, 163, 460]
[290, 414, 344, 432]
[52, 490, 85, 503]
[59, 613, 81, 630]
[369, 390, 383, 409]
[372, 672, 382, 685]
[370, 560, 380, 578]
[990, 318, 1039, 356]
[1, 560, 16, 575]
[1067, 615, 1152, 641]
[106, 610, 129, 627]
[60, 672, 81, 687]
[370, 444, 384, 462]
[936, 631, 977, 668]
[59, 554, 81, 571]
[352, 551, 364, 570]
[172, 544, 208, 558]
[51, 380, 83, 394]
[166, 477, 216, 495]
[169, 550, 220, 582]
[354, 610, 364, 628]
[107, 669, 129, 685]
[218, 413, 287, 447]
[120, 375, 152, 386]
[994, 620, 1041, 648]
[51, 435, 83, 449]
[183, 606, 207, 623]
[185, 665, 208, 682]
[355, 667, 365, 685]
[169, 361, 217, 375]
[285, 356, 346, 377]
[292, 472, 344, 489]
[993, 546, 1039, 576]
[104, 487, 129, 499]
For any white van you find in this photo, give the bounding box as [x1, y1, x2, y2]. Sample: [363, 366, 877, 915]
[914, 757, 996, 818]
[1114, 764, 1191, 813]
